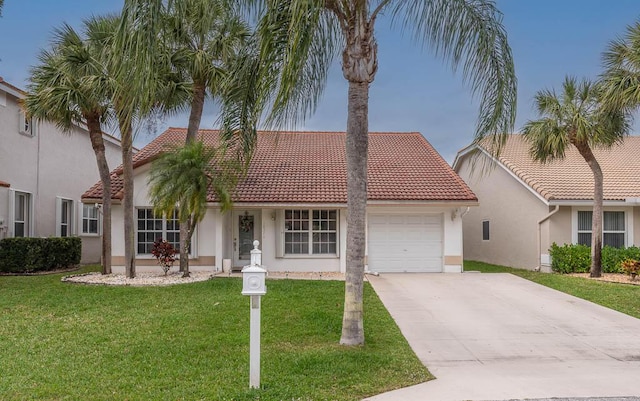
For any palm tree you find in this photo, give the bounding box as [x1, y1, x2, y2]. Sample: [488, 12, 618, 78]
[165, 0, 249, 143]
[522, 77, 630, 278]
[163, 0, 249, 273]
[119, 0, 517, 346]
[91, 13, 187, 279]
[601, 21, 640, 112]
[25, 22, 114, 275]
[82, 15, 141, 279]
[148, 140, 238, 277]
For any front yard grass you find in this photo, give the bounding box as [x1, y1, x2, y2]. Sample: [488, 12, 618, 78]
[465, 260, 640, 319]
[0, 265, 430, 400]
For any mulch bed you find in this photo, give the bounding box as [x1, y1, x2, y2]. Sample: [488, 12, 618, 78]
[568, 272, 640, 285]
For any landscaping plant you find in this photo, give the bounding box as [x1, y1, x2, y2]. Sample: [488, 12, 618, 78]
[150, 238, 177, 276]
[620, 259, 640, 280]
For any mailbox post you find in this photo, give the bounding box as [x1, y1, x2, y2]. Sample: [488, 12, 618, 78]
[241, 240, 266, 389]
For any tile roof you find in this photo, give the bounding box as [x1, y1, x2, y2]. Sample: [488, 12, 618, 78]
[477, 134, 640, 201]
[0, 180, 10, 188]
[0, 77, 26, 96]
[83, 128, 477, 204]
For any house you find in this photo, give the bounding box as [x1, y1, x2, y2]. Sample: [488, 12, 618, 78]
[0, 77, 122, 263]
[82, 128, 477, 273]
[453, 134, 640, 271]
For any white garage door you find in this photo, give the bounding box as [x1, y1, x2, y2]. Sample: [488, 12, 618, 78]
[368, 214, 443, 273]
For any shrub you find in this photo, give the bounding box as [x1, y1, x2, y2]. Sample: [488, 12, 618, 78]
[151, 239, 177, 276]
[620, 259, 640, 279]
[0, 237, 81, 273]
[550, 243, 640, 274]
[550, 243, 590, 273]
[602, 246, 640, 273]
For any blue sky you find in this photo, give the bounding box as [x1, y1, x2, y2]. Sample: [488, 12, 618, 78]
[1, 1, 639, 162]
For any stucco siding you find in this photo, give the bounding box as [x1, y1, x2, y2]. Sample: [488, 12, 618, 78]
[548, 207, 572, 249]
[0, 86, 121, 263]
[108, 167, 466, 273]
[634, 207, 640, 246]
[456, 153, 548, 270]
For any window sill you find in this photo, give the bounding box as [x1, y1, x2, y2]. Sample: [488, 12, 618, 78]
[19, 131, 35, 138]
[79, 233, 101, 238]
[136, 254, 196, 259]
[280, 254, 339, 259]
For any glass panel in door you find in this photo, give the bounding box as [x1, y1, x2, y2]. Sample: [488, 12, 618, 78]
[238, 214, 255, 261]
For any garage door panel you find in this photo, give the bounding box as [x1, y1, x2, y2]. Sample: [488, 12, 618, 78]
[368, 213, 443, 273]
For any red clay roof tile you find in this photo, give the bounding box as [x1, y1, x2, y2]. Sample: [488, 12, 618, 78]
[83, 128, 477, 204]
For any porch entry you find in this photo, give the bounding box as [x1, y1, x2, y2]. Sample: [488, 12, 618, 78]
[233, 210, 262, 269]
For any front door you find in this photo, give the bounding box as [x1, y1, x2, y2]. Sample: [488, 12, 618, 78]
[233, 210, 260, 268]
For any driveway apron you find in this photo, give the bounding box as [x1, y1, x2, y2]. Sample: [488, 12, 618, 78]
[365, 273, 640, 401]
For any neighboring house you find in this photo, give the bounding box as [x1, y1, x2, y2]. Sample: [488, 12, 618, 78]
[0, 77, 122, 263]
[82, 128, 477, 273]
[453, 134, 640, 271]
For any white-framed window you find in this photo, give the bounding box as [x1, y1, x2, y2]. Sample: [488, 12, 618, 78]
[57, 198, 74, 237]
[13, 191, 32, 237]
[283, 209, 338, 255]
[136, 208, 180, 255]
[82, 204, 101, 235]
[577, 210, 626, 248]
[482, 220, 490, 241]
[19, 110, 36, 137]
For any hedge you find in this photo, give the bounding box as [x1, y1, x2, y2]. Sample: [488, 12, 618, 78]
[549, 243, 640, 274]
[0, 237, 81, 273]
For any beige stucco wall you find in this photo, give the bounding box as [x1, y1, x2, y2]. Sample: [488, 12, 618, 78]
[455, 153, 549, 270]
[548, 206, 572, 249]
[633, 207, 640, 246]
[0, 86, 121, 264]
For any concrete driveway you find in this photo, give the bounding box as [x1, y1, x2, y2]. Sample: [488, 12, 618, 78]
[365, 273, 640, 401]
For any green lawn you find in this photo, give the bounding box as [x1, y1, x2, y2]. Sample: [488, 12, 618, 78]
[0, 266, 430, 401]
[465, 260, 640, 319]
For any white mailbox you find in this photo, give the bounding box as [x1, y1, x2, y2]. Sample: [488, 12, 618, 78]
[241, 240, 267, 389]
[241, 265, 267, 296]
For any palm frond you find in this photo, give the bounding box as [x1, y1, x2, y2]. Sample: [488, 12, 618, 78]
[390, 0, 517, 156]
[523, 75, 631, 162]
[601, 21, 640, 112]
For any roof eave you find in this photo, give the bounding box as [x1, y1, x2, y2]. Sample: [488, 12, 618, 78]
[549, 199, 639, 206]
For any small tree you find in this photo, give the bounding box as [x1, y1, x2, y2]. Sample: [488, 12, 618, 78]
[148, 140, 238, 278]
[151, 239, 177, 276]
[522, 77, 630, 277]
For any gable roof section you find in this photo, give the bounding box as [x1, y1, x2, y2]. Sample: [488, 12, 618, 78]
[0, 77, 26, 98]
[83, 128, 477, 204]
[457, 134, 640, 202]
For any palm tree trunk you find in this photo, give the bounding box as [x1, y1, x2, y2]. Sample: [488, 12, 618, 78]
[186, 82, 206, 143]
[180, 216, 192, 278]
[182, 217, 198, 278]
[575, 141, 604, 277]
[85, 115, 112, 274]
[340, 80, 369, 346]
[179, 224, 189, 273]
[178, 82, 207, 274]
[122, 124, 136, 279]
[339, 10, 377, 345]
